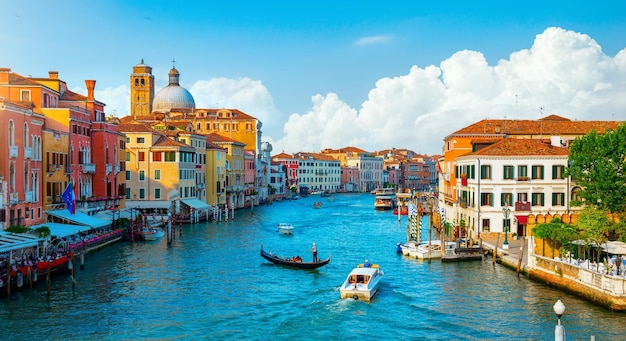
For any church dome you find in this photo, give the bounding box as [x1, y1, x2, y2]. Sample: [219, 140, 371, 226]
[152, 66, 196, 112]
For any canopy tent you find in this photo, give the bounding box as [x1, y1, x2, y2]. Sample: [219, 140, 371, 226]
[124, 200, 172, 210]
[602, 241, 626, 255]
[0, 232, 42, 253]
[31, 222, 93, 239]
[180, 198, 211, 210]
[47, 210, 110, 229]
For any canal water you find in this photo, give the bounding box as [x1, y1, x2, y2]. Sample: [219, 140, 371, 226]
[1, 193, 625, 340]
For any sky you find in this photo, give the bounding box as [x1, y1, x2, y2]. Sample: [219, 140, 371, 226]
[1, 1, 625, 156]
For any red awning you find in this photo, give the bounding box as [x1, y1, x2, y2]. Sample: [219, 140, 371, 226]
[515, 215, 528, 224]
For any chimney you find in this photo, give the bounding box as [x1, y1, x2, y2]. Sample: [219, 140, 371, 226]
[85, 80, 96, 100]
[0, 68, 11, 84]
[48, 71, 59, 79]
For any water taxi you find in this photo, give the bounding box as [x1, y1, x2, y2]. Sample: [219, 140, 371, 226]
[339, 262, 383, 301]
[373, 188, 395, 210]
[277, 223, 294, 234]
[408, 240, 457, 259]
[140, 227, 164, 241]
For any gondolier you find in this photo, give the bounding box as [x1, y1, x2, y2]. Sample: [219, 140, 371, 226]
[310, 243, 318, 261]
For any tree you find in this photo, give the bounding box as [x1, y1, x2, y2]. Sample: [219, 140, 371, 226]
[577, 208, 613, 265]
[567, 123, 626, 213]
[533, 218, 576, 258]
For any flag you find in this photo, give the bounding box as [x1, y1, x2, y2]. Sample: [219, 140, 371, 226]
[62, 181, 76, 215]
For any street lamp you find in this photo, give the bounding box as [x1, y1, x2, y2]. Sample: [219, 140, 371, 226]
[502, 205, 510, 249]
[553, 299, 566, 341]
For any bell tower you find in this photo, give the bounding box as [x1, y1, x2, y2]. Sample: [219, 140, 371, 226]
[130, 59, 155, 119]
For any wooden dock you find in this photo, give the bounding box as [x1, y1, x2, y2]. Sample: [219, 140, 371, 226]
[441, 247, 483, 262]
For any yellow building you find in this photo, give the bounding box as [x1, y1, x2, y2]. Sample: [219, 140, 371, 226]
[206, 133, 246, 209]
[205, 141, 227, 207]
[119, 121, 196, 213]
[42, 119, 69, 211]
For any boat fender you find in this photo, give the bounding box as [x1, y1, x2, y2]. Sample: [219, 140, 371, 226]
[352, 295, 359, 300]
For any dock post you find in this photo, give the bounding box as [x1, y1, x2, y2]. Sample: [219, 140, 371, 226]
[80, 251, 85, 270]
[516, 238, 526, 277]
[492, 235, 500, 266]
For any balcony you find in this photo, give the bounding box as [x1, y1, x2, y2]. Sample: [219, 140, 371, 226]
[106, 164, 112, 175]
[10, 192, 18, 204]
[516, 176, 529, 181]
[81, 163, 96, 173]
[515, 201, 531, 211]
[115, 164, 121, 173]
[197, 183, 205, 189]
[25, 191, 33, 202]
[24, 147, 32, 159]
[47, 164, 57, 173]
[9, 145, 18, 158]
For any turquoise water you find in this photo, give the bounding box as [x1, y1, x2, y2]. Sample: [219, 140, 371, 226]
[1, 193, 625, 340]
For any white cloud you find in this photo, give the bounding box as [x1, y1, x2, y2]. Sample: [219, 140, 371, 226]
[275, 27, 626, 155]
[92, 27, 626, 156]
[354, 35, 393, 47]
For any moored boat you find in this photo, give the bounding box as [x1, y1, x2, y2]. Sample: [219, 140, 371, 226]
[313, 201, 323, 209]
[339, 262, 383, 301]
[260, 245, 330, 269]
[408, 240, 457, 259]
[140, 227, 164, 241]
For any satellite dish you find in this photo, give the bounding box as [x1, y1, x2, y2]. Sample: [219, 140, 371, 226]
[168, 189, 180, 201]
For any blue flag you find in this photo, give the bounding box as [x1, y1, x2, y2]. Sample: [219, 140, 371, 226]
[62, 181, 76, 215]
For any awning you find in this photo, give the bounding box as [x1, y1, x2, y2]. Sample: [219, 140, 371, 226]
[602, 241, 626, 255]
[47, 210, 110, 229]
[515, 215, 528, 224]
[125, 200, 172, 210]
[181, 198, 211, 210]
[0, 232, 42, 253]
[31, 222, 93, 239]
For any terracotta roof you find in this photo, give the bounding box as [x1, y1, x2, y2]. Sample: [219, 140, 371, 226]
[204, 132, 244, 145]
[60, 90, 87, 101]
[469, 138, 570, 156]
[153, 135, 190, 148]
[118, 121, 156, 133]
[170, 108, 256, 120]
[272, 152, 293, 159]
[448, 116, 622, 138]
[8, 72, 44, 86]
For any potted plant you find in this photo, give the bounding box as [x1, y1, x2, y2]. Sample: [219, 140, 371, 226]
[512, 232, 518, 240]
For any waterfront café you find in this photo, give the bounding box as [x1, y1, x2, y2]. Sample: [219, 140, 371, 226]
[180, 198, 212, 223]
[555, 240, 626, 276]
[0, 232, 44, 288]
[37, 209, 122, 252]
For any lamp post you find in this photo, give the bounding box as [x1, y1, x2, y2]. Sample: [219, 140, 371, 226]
[553, 299, 566, 341]
[502, 205, 510, 250]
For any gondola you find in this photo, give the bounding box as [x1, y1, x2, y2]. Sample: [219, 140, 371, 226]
[260, 245, 330, 269]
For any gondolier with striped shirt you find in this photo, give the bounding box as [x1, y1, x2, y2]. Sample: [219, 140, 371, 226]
[310, 243, 318, 261]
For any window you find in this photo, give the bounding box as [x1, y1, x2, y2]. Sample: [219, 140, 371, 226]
[531, 165, 544, 180]
[154, 169, 161, 180]
[552, 165, 565, 179]
[137, 137, 145, 143]
[139, 188, 145, 199]
[153, 152, 162, 162]
[501, 193, 513, 206]
[125, 170, 131, 181]
[531, 192, 545, 206]
[20, 90, 30, 101]
[480, 193, 493, 206]
[154, 188, 161, 199]
[126, 151, 131, 162]
[139, 170, 145, 181]
[552, 193, 565, 206]
[126, 188, 131, 199]
[480, 165, 491, 180]
[517, 192, 528, 202]
[138, 152, 145, 162]
[503, 165, 514, 180]
[482, 219, 490, 232]
[165, 151, 176, 162]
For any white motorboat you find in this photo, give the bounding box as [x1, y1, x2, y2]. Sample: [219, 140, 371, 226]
[408, 240, 457, 259]
[277, 223, 294, 234]
[339, 263, 383, 301]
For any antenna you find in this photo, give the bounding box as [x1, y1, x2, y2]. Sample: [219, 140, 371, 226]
[539, 106, 544, 139]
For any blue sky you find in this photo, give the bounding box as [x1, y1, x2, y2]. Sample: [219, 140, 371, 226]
[2, 1, 625, 155]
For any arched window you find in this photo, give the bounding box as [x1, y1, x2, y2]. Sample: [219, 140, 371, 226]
[24, 123, 29, 148]
[8, 120, 15, 146]
[135, 79, 139, 86]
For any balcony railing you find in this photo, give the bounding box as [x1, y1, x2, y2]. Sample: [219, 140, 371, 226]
[115, 164, 121, 173]
[81, 163, 96, 173]
[10, 192, 18, 204]
[515, 201, 531, 211]
[25, 191, 33, 202]
[24, 147, 32, 159]
[106, 164, 112, 175]
[9, 145, 18, 158]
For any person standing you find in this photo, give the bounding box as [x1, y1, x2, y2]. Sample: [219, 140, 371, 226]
[310, 243, 318, 261]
